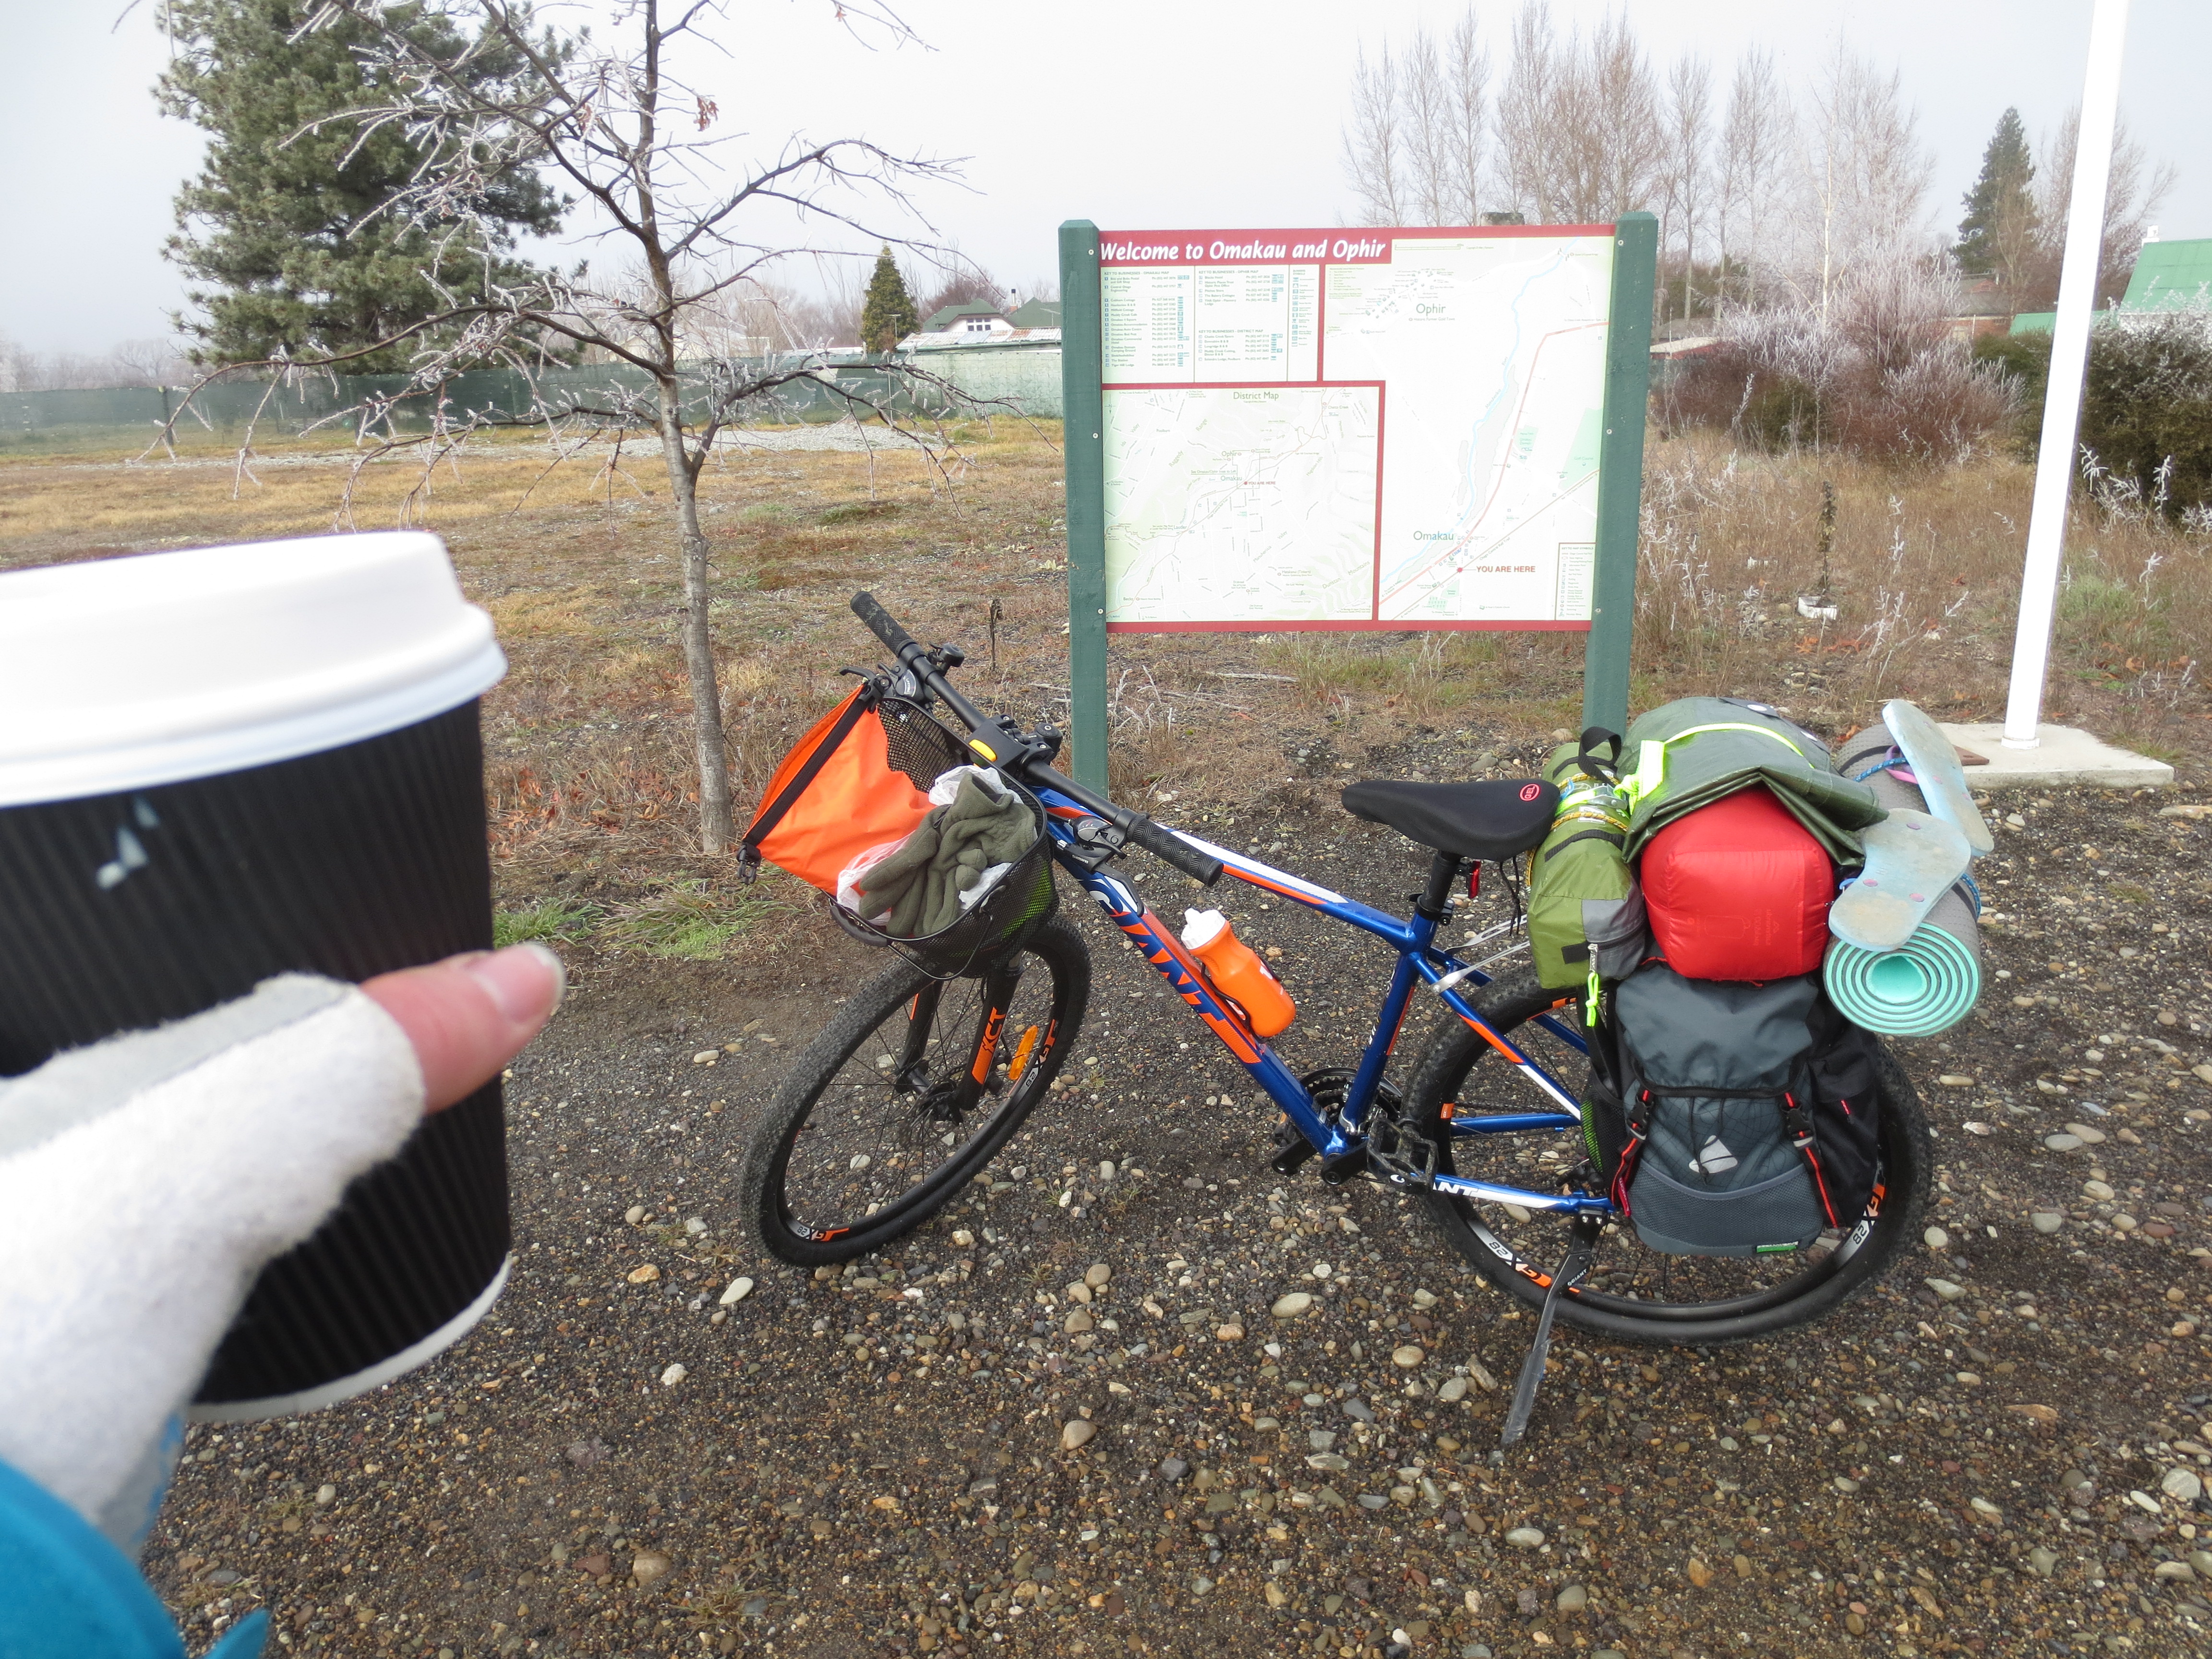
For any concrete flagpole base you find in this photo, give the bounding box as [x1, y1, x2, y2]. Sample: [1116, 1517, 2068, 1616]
[1936, 722, 2174, 791]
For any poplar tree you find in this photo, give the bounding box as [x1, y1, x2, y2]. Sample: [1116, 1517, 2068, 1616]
[157, 0, 566, 371]
[859, 247, 919, 354]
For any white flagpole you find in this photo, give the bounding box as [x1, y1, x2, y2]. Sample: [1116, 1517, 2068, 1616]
[2001, 0, 2134, 749]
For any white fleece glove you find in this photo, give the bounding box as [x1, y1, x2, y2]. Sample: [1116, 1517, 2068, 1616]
[0, 976, 426, 1548]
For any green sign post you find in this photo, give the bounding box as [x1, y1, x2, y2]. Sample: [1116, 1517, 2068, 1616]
[1058, 220, 1112, 792]
[1583, 211, 1657, 738]
[1057, 212, 1656, 793]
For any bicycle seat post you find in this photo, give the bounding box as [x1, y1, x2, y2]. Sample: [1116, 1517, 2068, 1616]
[1416, 853, 1466, 923]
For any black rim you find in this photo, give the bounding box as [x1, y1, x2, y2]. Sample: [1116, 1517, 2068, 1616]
[772, 951, 1065, 1246]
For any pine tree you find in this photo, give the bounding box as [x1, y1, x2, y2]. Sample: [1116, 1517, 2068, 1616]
[859, 247, 918, 354]
[157, 0, 566, 371]
[1955, 108, 2039, 287]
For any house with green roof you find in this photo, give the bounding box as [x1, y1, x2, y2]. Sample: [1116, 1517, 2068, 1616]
[2009, 236, 2212, 334]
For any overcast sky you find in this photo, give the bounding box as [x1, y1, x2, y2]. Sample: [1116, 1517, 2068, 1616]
[2, 0, 2204, 356]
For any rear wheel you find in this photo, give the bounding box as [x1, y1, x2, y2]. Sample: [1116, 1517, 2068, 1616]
[1400, 966, 1928, 1346]
[743, 918, 1091, 1266]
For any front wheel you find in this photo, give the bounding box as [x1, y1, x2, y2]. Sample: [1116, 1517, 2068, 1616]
[1400, 966, 1929, 1346]
[743, 917, 1092, 1266]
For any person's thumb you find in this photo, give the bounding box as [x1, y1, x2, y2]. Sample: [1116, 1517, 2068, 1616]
[361, 944, 566, 1112]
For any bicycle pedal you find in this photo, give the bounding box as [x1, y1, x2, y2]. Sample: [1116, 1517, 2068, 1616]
[1269, 1128, 1318, 1175]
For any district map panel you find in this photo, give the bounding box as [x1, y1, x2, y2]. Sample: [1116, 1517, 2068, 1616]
[1097, 228, 1612, 631]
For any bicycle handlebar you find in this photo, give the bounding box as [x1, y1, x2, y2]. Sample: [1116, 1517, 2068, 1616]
[849, 592, 1223, 887]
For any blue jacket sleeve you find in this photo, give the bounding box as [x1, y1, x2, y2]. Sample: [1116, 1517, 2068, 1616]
[0, 1458, 266, 1659]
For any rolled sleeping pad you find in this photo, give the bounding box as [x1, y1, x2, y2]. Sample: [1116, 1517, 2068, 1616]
[1823, 767, 1983, 1035]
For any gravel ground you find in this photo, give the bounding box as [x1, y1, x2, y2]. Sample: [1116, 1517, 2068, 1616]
[146, 744, 2212, 1659]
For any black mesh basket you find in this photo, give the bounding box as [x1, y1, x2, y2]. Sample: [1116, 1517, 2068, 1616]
[828, 695, 1058, 978]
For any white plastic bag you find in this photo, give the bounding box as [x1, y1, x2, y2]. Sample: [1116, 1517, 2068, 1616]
[835, 837, 908, 922]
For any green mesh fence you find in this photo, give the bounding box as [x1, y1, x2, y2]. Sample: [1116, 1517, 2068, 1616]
[0, 348, 1061, 452]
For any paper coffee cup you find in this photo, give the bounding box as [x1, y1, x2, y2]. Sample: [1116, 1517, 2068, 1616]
[0, 531, 511, 1418]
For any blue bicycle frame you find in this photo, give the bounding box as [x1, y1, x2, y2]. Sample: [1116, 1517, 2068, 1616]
[1033, 787, 1618, 1219]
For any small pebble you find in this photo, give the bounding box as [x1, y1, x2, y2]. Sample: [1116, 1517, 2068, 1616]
[315, 1484, 336, 1505]
[1437, 1376, 1469, 1403]
[1834, 1476, 1860, 1493]
[1085, 1262, 1112, 1287]
[2031, 1212, 2064, 1234]
[659, 1363, 686, 1387]
[1938, 1073, 1974, 1087]
[1060, 1419, 1096, 1451]
[627, 1263, 661, 1284]
[1215, 1321, 1245, 1341]
[1272, 1292, 1315, 1318]
[1970, 1496, 2002, 1519]
[1158, 1458, 1188, 1482]
[2063, 1122, 2107, 1144]
[1555, 1583, 1588, 1612]
[630, 1549, 671, 1586]
[625, 1205, 645, 1225]
[719, 1276, 753, 1306]
[1925, 1277, 1965, 1301]
[2029, 1546, 2059, 1576]
[1504, 1526, 1545, 1550]
[1391, 1344, 1425, 1368]
[2163, 1467, 2204, 1504]
[1923, 1226, 1950, 1250]
[2044, 1133, 2084, 1152]
[2083, 1179, 2116, 1200]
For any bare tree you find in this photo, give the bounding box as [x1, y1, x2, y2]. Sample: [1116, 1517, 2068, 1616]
[1489, 4, 1661, 225]
[1342, 40, 1407, 225]
[1581, 14, 1665, 223]
[182, 0, 973, 854]
[1401, 28, 1455, 227]
[1338, 8, 1490, 228]
[2033, 108, 2178, 307]
[1790, 42, 1933, 323]
[1443, 9, 1491, 223]
[1492, 0, 1563, 222]
[1662, 54, 1712, 326]
[1717, 48, 1791, 308]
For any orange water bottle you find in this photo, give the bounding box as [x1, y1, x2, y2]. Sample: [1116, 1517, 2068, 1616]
[1181, 909, 1297, 1036]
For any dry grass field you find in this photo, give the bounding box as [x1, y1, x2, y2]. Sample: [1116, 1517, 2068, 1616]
[1, 419, 2205, 946]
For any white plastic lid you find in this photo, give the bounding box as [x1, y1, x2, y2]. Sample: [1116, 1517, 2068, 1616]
[0, 531, 505, 807]
[1181, 908, 1227, 950]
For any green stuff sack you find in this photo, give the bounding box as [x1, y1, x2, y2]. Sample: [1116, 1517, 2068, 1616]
[1618, 697, 1882, 866]
[1527, 728, 1649, 991]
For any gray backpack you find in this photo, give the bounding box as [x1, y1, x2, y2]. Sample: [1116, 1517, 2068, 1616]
[1597, 966, 1882, 1258]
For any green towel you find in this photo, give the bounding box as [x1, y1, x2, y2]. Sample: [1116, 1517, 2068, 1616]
[855, 776, 1034, 937]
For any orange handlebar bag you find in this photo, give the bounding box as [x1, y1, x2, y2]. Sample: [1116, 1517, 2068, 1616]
[738, 686, 933, 893]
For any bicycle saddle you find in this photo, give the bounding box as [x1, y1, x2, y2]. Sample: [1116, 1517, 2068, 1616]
[1340, 777, 1560, 861]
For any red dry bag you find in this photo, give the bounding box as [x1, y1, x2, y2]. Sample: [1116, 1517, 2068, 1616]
[1639, 785, 1834, 981]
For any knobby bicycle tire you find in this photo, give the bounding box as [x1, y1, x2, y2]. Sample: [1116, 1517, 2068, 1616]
[1400, 965, 1930, 1346]
[743, 917, 1092, 1266]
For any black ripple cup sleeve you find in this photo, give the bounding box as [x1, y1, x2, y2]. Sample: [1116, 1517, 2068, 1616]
[0, 532, 512, 1419]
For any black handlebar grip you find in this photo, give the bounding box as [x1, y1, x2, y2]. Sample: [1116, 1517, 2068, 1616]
[1121, 813, 1224, 886]
[850, 591, 919, 659]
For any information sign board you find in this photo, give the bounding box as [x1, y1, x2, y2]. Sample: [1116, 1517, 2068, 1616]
[1056, 216, 1656, 788]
